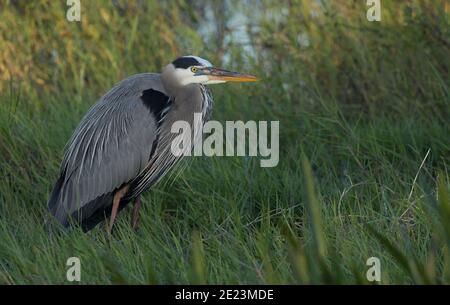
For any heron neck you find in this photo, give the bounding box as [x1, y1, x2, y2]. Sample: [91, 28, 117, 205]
[161, 70, 200, 99]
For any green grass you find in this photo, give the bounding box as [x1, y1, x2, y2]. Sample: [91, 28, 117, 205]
[0, 0, 449, 284]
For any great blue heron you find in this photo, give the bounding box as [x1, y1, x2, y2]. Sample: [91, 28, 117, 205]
[47, 55, 257, 232]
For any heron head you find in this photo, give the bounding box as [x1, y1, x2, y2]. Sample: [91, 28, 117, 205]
[166, 55, 258, 86]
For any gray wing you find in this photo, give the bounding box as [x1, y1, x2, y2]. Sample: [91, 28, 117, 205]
[125, 84, 209, 200]
[48, 73, 168, 226]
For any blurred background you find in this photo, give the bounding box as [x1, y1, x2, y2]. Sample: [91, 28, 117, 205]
[0, 0, 449, 284]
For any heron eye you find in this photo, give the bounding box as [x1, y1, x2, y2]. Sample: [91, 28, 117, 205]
[190, 67, 198, 73]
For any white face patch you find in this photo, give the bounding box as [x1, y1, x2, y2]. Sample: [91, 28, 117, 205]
[174, 67, 209, 86]
[169, 56, 225, 86]
[175, 68, 226, 85]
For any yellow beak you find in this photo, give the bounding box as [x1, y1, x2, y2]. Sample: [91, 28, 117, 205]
[202, 67, 259, 82]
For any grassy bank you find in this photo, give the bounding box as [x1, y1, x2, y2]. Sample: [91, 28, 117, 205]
[0, 0, 449, 284]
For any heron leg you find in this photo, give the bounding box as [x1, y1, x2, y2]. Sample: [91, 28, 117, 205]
[131, 196, 141, 230]
[109, 185, 129, 234]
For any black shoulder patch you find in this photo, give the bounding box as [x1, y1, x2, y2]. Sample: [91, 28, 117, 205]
[141, 88, 171, 162]
[172, 57, 201, 69]
[140, 89, 171, 123]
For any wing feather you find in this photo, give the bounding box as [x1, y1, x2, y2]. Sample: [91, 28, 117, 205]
[48, 73, 167, 226]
